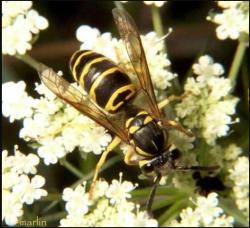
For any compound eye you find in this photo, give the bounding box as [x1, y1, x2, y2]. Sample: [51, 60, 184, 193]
[170, 149, 181, 160]
[141, 162, 154, 174]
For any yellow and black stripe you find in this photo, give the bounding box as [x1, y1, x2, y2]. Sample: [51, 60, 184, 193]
[70, 50, 136, 113]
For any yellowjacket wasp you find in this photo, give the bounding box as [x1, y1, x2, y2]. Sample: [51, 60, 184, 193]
[38, 7, 218, 214]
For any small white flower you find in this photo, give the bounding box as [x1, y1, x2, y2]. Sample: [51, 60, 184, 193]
[224, 144, 242, 161]
[169, 129, 195, 152]
[106, 176, 136, 204]
[37, 137, 67, 165]
[196, 193, 223, 224]
[229, 156, 249, 220]
[133, 211, 158, 227]
[193, 55, 224, 80]
[207, 1, 249, 40]
[217, 1, 241, 9]
[62, 184, 91, 215]
[2, 171, 20, 190]
[35, 82, 57, 100]
[12, 174, 47, 204]
[80, 126, 112, 155]
[2, 190, 23, 226]
[2, 1, 32, 19]
[11, 146, 39, 174]
[76, 25, 100, 47]
[92, 180, 109, 198]
[2, 81, 35, 122]
[178, 207, 200, 227]
[19, 113, 50, 140]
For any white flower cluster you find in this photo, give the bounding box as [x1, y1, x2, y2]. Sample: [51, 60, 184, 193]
[168, 193, 234, 227]
[2, 80, 112, 165]
[175, 55, 239, 145]
[121, 1, 167, 7]
[76, 25, 176, 92]
[2, 146, 47, 226]
[60, 173, 158, 227]
[2, 1, 49, 55]
[207, 1, 249, 40]
[229, 156, 249, 221]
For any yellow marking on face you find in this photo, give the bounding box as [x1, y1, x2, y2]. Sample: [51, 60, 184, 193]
[157, 121, 162, 126]
[126, 117, 134, 128]
[79, 56, 109, 87]
[105, 84, 136, 112]
[136, 146, 151, 157]
[129, 125, 140, 134]
[168, 120, 177, 126]
[89, 67, 120, 101]
[139, 160, 149, 168]
[143, 116, 153, 125]
[71, 50, 93, 81]
[137, 111, 148, 116]
[129, 139, 135, 145]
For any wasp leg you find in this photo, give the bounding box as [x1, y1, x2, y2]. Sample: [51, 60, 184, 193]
[157, 93, 190, 110]
[124, 150, 139, 166]
[146, 172, 162, 216]
[89, 136, 121, 197]
[161, 119, 194, 137]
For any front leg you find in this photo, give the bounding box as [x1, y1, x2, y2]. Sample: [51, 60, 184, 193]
[89, 136, 121, 198]
[161, 119, 194, 137]
[157, 92, 190, 110]
[124, 149, 139, 166]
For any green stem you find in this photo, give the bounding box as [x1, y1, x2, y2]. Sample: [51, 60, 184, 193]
[41, 201, 60, 215]
[228, 33, 248, 88]
[39, 193, 61, 201]
[151, 5, 182, 94]
[241, 55, 249, 106]
[151, 5, 165, 43]
[39, 211, 66, 222]
[113, 1, 124, 10]
[158, 197, 189, 225]
[71, 154, 122, 188]
[15, 54, 41, 71]
[152, 193, 187, 210]
[60, 157, 84, 179]
[219, 197, 249, 226]
[131, 186, 187, 198]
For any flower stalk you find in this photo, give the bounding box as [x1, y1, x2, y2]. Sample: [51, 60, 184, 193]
[159, 197, 189, 225]
[151, 5, 165, 46]
[59, 157, 84, 179]
[39, 211, 67, 223]
[219, 197, 249, 227]
[15, 54, 41, 71]
[228, 33, 248, 88]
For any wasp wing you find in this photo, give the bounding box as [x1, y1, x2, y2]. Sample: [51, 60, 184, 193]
[112, 8, 161, 119]
[38, 64, 129, 142]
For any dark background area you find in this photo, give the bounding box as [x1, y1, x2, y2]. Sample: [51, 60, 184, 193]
[2, 1, 249, 212]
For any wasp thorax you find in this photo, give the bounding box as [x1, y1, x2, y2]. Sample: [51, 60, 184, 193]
[126, 110, 168, 158]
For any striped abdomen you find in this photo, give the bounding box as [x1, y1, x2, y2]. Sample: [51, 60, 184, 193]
[126, 111, 167, 158]
[69, 50, 136, 113]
